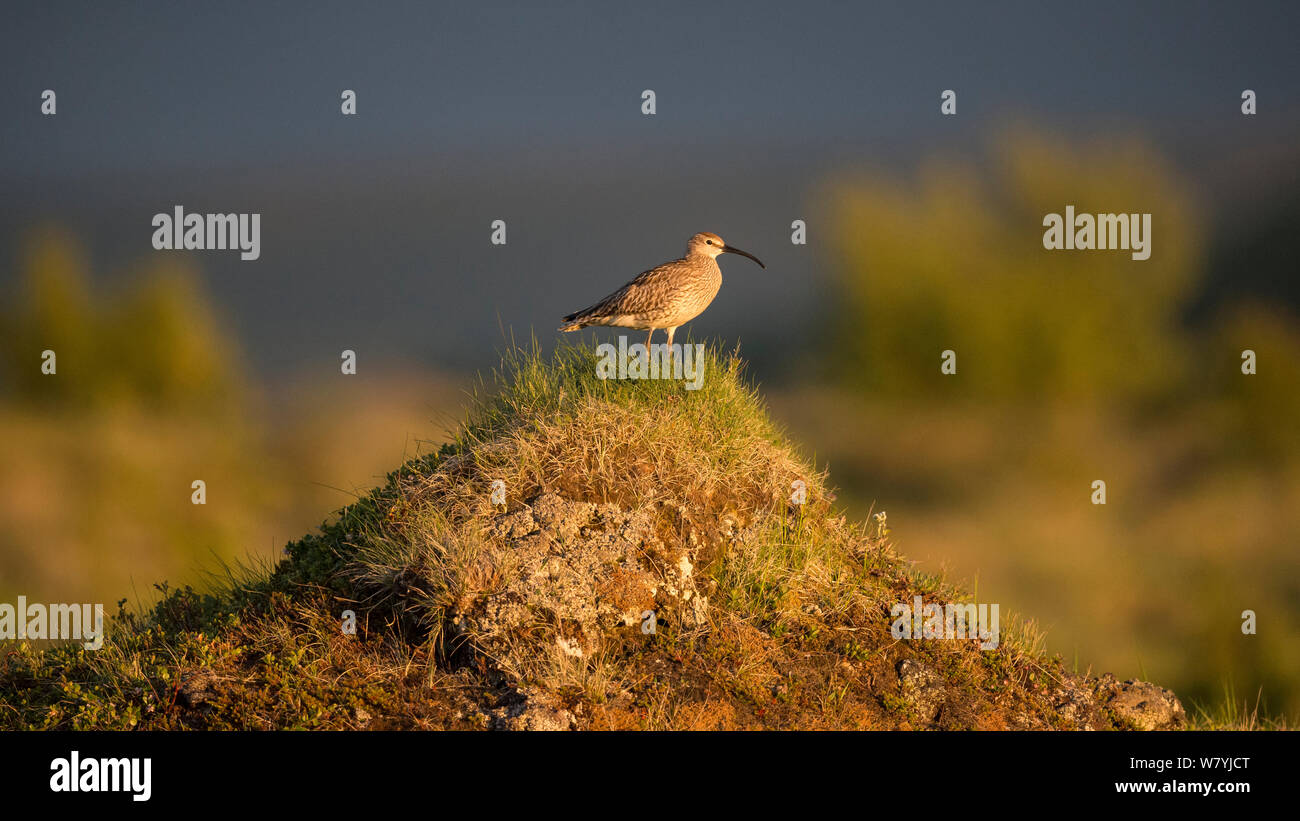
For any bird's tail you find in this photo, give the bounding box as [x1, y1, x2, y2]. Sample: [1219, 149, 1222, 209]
[557, 309, 589, 332]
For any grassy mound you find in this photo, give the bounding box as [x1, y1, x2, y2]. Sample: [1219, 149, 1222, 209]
[0, 344, 1186, 730]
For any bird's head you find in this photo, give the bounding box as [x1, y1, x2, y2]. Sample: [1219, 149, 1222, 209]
[687, 232, 765, 268]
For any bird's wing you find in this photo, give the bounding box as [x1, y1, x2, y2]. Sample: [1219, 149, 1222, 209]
[572, 259, 691, 321]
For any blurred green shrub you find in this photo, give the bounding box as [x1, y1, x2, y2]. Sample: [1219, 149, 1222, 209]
[823, 127, 1202, 404]
[1208, 302, 1300, 460]
[1, 226, 244, 412]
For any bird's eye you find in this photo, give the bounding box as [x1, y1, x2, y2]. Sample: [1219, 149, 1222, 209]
[706, 240, 714, 245]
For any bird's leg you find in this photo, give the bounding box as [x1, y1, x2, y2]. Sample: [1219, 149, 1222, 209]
[665, 327, 676, 364]
[645, 328, 654, 364]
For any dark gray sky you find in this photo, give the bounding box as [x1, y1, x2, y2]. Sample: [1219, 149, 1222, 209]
[2, 1, 1298, 375]
[4, 0, 1298, 174]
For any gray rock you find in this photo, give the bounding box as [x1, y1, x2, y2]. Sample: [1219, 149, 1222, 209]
[896, 658, 945, 724]
[1108, 679, 1186, 731]
[459, 493, 713, 683]
[177, 672, 217, 708]
[489, 687, 576, 731]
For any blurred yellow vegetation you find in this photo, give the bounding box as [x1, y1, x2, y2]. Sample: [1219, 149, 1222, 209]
[2, 226, 243, 411]
[807, 126, 1300, 719]
[825, 128, 1202, 403]
[1207, 302, 1300, 459]
[0, 227, 459, 608]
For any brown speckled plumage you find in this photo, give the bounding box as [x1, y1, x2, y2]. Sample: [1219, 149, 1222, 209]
[558, 231, 764, 349]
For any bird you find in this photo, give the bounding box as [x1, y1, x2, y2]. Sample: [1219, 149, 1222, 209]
[558, 231, 765, 350]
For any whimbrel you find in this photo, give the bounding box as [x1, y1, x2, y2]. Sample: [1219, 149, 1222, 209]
[557, 231, 765, 349]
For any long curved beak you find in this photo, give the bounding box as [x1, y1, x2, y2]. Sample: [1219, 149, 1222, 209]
[722, 244, 765, 269]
